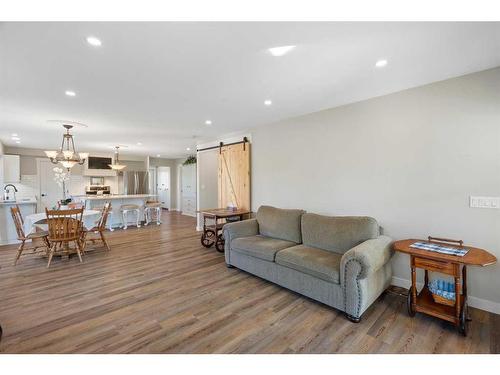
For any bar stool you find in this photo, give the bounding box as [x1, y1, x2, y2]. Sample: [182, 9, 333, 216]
[144, 201, 162, 225]
[120, 204, 141, 229]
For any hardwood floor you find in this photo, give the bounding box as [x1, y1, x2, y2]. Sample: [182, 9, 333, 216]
[0, 211, 498, 353]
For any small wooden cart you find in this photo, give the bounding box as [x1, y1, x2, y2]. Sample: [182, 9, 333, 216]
[393, 237, 496, 336]
[199, 208, 251, 252]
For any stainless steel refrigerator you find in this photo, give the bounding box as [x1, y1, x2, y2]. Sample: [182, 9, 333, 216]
[123, 171, 150, 195]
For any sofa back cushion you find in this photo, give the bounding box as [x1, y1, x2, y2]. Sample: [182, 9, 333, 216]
[301, 213, 379, 254]
[256, 205, 305, 243]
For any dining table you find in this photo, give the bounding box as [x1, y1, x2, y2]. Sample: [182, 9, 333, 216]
[23, 209, 101, 236]
[23, 209, 101, 259]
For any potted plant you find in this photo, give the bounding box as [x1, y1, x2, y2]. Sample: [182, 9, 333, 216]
[183, 155, 197, 165]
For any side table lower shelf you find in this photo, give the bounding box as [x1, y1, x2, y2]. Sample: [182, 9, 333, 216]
[413, 286, 461, 324]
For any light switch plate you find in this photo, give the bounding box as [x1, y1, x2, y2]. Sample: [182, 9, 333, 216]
[470, 196, 500, 209]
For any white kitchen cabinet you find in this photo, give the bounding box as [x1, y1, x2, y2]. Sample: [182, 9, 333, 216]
[3, 154, 20, 183]
[181, 164, 197, 217]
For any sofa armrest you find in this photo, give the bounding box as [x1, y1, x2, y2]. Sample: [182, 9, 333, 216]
[340, 235, 393, 319]
[223, 219, 259, 264]
[340, 235, 393, 280]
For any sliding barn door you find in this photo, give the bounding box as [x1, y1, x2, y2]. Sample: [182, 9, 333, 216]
[218, 142, 251, 211]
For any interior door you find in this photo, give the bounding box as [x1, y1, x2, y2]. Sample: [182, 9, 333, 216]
[218, 141, 251, 211]
[38, 159, 64, 211]
[157, 166, 171, 209]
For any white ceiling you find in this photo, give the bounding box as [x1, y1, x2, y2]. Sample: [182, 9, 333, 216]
[1, 22, 500, 158]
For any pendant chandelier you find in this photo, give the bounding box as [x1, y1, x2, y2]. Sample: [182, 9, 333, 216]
[44, 124, 88, 170]
[109, 146, 127, 170]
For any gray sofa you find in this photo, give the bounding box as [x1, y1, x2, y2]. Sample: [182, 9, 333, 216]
[223, 205, 393, 322]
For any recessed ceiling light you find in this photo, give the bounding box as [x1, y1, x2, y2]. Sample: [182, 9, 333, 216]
[268, 45, 296, 57]
[264, 100, 272, 106]
[137, 142, 142, 146]
[86, 36, 102, 47]
[12, 136, 20, 140]
[65, 90, 76, 97]
[375, 59, 388, 68]
[186, 147, 191, 151]
[205, 120, 212, 125]
[15, 141, 20, 144]
[11, 133, 18, 137]
[156, 154, 161, 157]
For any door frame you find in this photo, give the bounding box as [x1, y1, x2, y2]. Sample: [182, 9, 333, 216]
[157, 166, 171, 210]
[36, 158, 60, 212]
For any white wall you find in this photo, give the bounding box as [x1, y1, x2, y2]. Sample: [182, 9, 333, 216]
[0, 141, 4, 186]
[251, 67, 500, 311]
[196, 149, 219, 228]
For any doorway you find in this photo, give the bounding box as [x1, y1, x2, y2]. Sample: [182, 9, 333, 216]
[37, 158, 64, 211]
[157, 166, 171, 209]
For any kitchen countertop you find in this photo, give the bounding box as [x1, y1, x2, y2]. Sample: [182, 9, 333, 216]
[80, 194, 156, 200]
[0, 198, 37, 206]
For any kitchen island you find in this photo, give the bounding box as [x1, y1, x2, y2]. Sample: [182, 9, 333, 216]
[0, 198, 37, 245]
[78, 194, 156, 230]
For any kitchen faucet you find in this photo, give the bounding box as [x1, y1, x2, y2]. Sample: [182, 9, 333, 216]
[3, 184, 18, 202]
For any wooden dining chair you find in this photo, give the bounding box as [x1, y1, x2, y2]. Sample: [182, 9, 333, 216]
[10, 205, 50, 265]
[81, 202, 112, 252]
[45, 208, 84, 268]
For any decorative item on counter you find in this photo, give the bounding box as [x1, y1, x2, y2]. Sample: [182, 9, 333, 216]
[183, 155, 197, 165]
[53, 167, 70, 200]
[56, 198, 72, 210]
[428, 279, 456, 306]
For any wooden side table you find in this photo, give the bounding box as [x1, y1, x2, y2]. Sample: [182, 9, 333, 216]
[199, 208, 251, 252]
[393, 237, 496, 336]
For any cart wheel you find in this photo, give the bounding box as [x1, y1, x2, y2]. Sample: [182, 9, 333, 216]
[201, 231, 215, 248]
[459, 300, 468, 337]
[215, 234, 225, 253]
[407, 288, 416, 317]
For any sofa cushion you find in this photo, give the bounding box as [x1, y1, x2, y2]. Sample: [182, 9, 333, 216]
[231, 235, 296, 262]
[301, 214, 380, 254]
[256, 205, 305, 243]
[275, 245, 342, 284]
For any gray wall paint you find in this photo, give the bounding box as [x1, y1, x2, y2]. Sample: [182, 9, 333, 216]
[121, 160, 146, 171]
[19, 155, 38, 175]
[251, 67, 500, 305]
[197, 149, 219, 228]
[4, 147, 45, 176]
[198, 150, 219, 210]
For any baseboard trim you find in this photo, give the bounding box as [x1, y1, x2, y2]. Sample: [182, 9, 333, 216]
[391, 276, 500, 314]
